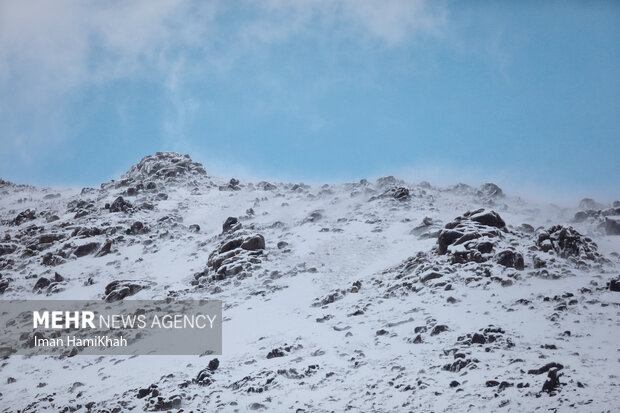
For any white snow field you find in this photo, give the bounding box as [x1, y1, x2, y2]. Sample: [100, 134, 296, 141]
[0, 152, 618, 412]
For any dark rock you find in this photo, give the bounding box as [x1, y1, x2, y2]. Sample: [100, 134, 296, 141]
[498, 381, 513, 391]
[533, 256, 546, 268]
[257, 181, 277, 191]
[486, 380, 500, 387]
[477, 183, 504, 199]
[476, 241, 494, 254]
[104, 280, 150, 302]
[38, 234, 64, 244]
[527, 362, 563, 375]
[122, 152, 206, 181]
[10, 209, 36, 226]
[126, 221, 148, 235]
[303, 210, 323, 224]
[267, 348, 286, 359]
[450, 380, 460, 388]
[609, 277, 620, 292]
[219, 239, 243, 254]
[421, 271, 443, 283]
[241, 235, 266, 251]
[536, 226, 600, 261]
[42, 253, 65, 266]
[208, 358, 219, 371]
[438, 230, 463, 255]
[228, 178, 240, 190]
[222, 217, 241, 233]
[471, 333, 486, 345]
[33, 277, 51, 292]
[137, 387, 151, 399]
[496, 250, 525, 270]
[109, 196, 132, 213]
[437, 209, 505, 256]
[430, 325, 449, 336]
[277, 241, 289, 249]
[95, 240, 113, 257]
[0, 243, 17, 256]
[392, 187, 410, 200]
[469, 210, 506, 228]
[71, 227, 103, 238]
[542, 368, 562, 393]
[442, 359, 470, 373]
[604, 217, 620, 235]
[189, 224, 200, 233]
[74, 242, 100, 257]
[196, 368, 213, 386]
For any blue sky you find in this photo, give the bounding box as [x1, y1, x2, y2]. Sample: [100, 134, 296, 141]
[0, 1, 618, 200]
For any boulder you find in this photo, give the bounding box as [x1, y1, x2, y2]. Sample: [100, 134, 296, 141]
[74, 242, 100, 257]
[536, 226, 600, 261]
[496, 250, 525, 270]
[222, 217, 241, 234]
[104, 280, 151, 302]
[33, 277, 51, 292]
[477, 183, 504, 198]
[469, 209, 506, 229]
[241, 235, 265, 251]
[109, 196, 132, 213]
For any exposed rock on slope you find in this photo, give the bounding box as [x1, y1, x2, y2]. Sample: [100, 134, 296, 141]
[121, 152, 206, 183]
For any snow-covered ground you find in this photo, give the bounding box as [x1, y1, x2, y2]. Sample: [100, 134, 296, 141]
[0, 152, 618, 412]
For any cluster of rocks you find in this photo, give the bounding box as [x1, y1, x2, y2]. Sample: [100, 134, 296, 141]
[104, 280, 154, 302]
[119, 152, 207, 185]
[106, 196, 134, 213]
[445, 183, 505, 204]
[535, 225, 602, 262]
[219, 178, 241, 191]
[193, 358, 219, 386]
[32, 272, 67, 295]
[66, 199, 97, 219]
[312, 280, 362, 307]
[381, 208, 612, 298]
[136, 384, 182, 411]
[369, 186, 411, 202]
[573, 199, 620, 236]
[193, 217, 267, 285]
[6, 209, 36, 226]
[528, 362, 565, 394]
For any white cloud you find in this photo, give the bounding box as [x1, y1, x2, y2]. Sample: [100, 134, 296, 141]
[0, 0, 217, 100]
[0, 0, 447, 160]
[0, 0, 445, 96]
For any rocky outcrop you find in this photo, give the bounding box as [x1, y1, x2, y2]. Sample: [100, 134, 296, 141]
[536, 225, 601, 261]
[437, 209, 506, 258]
[120, 152, 206, 183]
[195, 232, 266, 284]
[104, 280, 153, 302]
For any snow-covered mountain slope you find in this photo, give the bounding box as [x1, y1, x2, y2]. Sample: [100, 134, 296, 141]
[0, 152, 619, 412]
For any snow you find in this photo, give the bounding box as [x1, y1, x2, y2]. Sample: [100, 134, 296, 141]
[0, 153, 618, 412]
